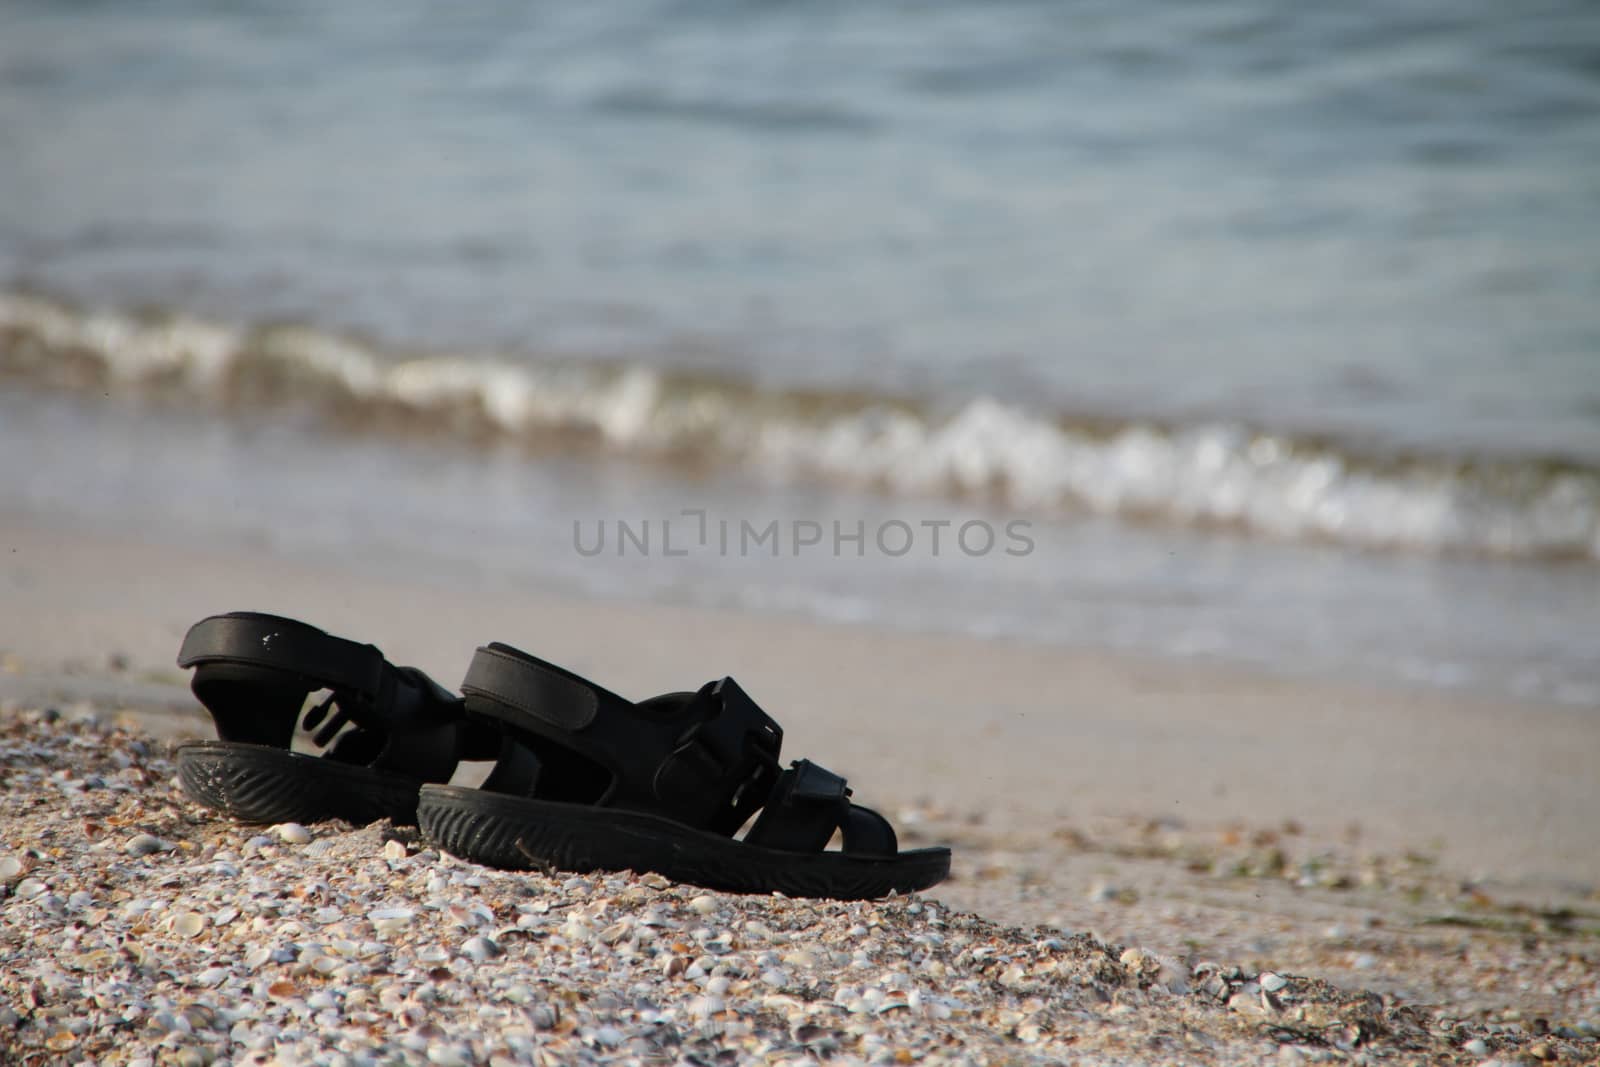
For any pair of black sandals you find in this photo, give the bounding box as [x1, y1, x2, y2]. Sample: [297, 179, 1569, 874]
[173, 612, 949, 901]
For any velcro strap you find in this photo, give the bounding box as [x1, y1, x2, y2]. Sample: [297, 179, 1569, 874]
[683, 678, 783, 771]
[742, 758, 853, 854]
[178, 613, 386, 702]
[652, 677, 784, 834]
[461, 645, 601, 732]
[789, 758, 848, 803]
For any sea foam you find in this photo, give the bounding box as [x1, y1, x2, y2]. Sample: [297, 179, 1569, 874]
[4, 291, 1595, 562]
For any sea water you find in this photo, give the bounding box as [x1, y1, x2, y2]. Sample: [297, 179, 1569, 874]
[1, 0, 1597, 704]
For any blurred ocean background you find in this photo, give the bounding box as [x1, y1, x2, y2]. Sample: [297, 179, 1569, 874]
[2, 0, 1597, 704]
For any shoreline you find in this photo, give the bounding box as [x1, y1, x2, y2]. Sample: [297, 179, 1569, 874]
[2, 513, 1596, 888]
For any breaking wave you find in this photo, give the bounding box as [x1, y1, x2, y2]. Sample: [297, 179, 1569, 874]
[3, 290, 1597, 562]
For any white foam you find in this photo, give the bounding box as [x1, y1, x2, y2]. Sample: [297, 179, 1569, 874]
[3, 291, 1596, 562]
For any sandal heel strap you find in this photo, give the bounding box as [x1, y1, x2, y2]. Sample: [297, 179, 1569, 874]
[177, 612, 466, 783]
[179, 613, 386, 699]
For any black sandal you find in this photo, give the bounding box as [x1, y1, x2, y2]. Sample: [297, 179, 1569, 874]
[175, 613, 492, 826]
[416, 642, 950, 900]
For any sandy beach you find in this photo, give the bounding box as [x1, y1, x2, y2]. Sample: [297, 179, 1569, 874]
[7, 4, 1600, 1060]
[3, 514, 1598, 1065]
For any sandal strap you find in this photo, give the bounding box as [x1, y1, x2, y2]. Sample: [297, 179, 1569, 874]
[177, 612, 471, 782]
[180, 613, 389, 707]
[462, 645, 900, 855]
[654, 678, 784, 835]
[461, 645, 783, 834]
[743, 760, 899, 857]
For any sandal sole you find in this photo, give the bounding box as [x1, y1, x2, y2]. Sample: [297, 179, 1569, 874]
[177, 741, 423, 826]
[417, 784, 951, 900]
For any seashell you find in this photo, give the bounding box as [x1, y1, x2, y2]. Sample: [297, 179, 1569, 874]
[71, 950, 115, 971]
[272, 823, 311, 845]
[193, 966, 230, 987]
[170, 912, 206, 938]
[793, 1022, 831, 1045]
[369, 907, 415, 935]
[688, 895, 719, 916]
[12, 878, 46, 900]
[591, 1025, 625, 1048]
[267, 979, 298, 1000]
[689, 995, 725, 1020]
[1158, 962, 1190, 995]
[382, 839, 408, 861]
[461, 936, 503, 962]
[1259, 971, 1288, 993]
[0, 855, 24, 884]
[999, 964, 1030, 989]
[124, 834, 170, 857]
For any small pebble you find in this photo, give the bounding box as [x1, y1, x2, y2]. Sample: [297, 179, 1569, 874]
[273, 822, 312, 845]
